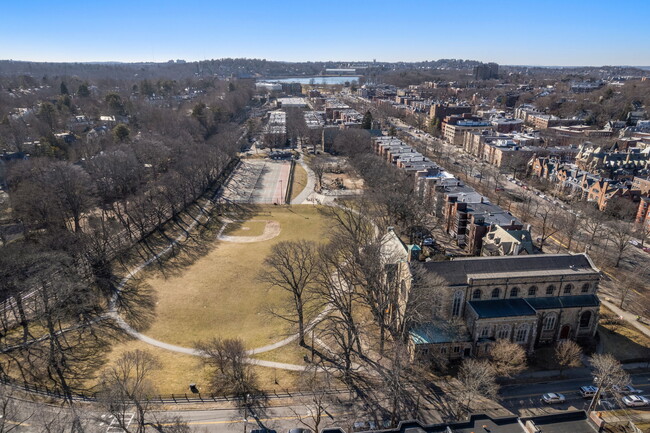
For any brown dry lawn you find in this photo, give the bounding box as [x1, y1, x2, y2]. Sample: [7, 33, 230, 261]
[600, 306, 650, 361]
[130, 205, 330, 349]
[96, 339, 303, 395]
[223, 220, 268, 237]
[290, 163, 308, 200]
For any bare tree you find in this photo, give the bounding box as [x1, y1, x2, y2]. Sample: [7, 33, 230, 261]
[194, 338, 259, 401]
[610, 221, 634, 267]
[559, 210, 580, 252]
[487, 339, 527, 378]
[554, 340, 582, 377]
[455, 358, 499, 416]
[582, 204, 607, 251]
[311, 157, 326, 192]
[588, 353, 630, 412]
[288, 367, 333, 433]
[634, 221, 650, 248]
[260, 240, 319, 345]
[536, 204, 562, 251]
[97, 350, 161, 433]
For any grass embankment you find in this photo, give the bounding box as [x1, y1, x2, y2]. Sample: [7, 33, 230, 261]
[599, 306, 650, 362]
[290, 163, 309, 201]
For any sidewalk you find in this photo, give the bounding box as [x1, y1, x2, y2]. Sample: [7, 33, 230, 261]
[601, 299, 650, 339]
[507, 362, 650, 384]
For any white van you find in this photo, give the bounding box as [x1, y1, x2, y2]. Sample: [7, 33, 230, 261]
[580, 386, 598, 398]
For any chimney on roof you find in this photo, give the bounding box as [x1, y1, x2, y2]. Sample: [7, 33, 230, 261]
[526, 224, 531, 232]
[480, 196, 484, 203]
[510, 219, 516, 225]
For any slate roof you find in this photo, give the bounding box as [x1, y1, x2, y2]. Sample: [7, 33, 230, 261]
[525, 295, 600, 310]
[409, 322, 471, 344]
[468, 298, 537, 319]
[421, 254, 598, 286]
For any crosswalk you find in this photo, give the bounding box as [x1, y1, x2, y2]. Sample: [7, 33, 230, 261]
[99, 413, 135, 433]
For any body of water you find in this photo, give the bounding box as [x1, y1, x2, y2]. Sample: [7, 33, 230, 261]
[260, 76, 360, 85]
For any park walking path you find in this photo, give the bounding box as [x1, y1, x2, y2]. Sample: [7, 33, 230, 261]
[292, 157, 316, 204]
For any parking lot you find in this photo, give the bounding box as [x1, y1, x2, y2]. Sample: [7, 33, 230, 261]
[222, 159, 291, 204]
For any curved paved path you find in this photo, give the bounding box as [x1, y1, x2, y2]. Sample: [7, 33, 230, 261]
[292, 158, 316, 204]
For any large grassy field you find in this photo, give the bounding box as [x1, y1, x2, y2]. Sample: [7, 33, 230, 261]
[126, 205, 330, 350]
[101, 205, 332, 394]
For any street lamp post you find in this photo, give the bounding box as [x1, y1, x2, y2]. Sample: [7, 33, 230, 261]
[243, 393, 250, 433]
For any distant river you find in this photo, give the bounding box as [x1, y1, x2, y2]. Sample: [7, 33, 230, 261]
[260, 76, 360, 85]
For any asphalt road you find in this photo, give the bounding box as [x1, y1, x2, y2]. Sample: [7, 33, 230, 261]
[4, 372, 650, 433]
[142, 373, 650, 433]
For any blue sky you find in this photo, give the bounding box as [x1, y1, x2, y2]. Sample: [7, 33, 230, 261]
[2, 0, 649, 65]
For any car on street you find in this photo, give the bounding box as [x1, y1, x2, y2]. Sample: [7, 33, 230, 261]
[542, 393, 566, 404]
[613, 385, 643, 395]
[423, 237, 435, 246]
[580, 386, 599, 398]
[622, 395, 650, 407]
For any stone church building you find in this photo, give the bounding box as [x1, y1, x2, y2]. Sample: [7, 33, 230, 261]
[408, 254, 601, 360]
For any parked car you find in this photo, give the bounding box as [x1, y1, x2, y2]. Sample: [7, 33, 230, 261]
[622, 395, 650, 407]
[613, 385, 643, 395]
[541, 393, 566, 404]
[494, 187, 504, 191]
[580, 386, 599, 398]
[353, 421, 370, 432]
[423, 237, 435, 246]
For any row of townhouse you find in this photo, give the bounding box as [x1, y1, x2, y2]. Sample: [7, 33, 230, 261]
[529, 156, 644, 211]
[373, 136, 533, 256]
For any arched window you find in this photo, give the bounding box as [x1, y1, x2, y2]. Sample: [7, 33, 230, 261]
[563, 284, 573, 295]
[546, 285, 555, 295]
[515, 324, 529, 343]
[581, 283, 590, 293]
[497, 325, 510, 340]
[528, 286, 537, 296]
[452, 291, 463, 317]
[491, 288, 500, 299]
[579, 311, 592, 328]
[510, 287, 519, 298]
[472, 289, 482, 300]
[480, 327, 490, 338]
[543, 313, 557, 331]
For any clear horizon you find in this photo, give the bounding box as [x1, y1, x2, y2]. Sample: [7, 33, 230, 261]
[3, 0, 650, 67]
